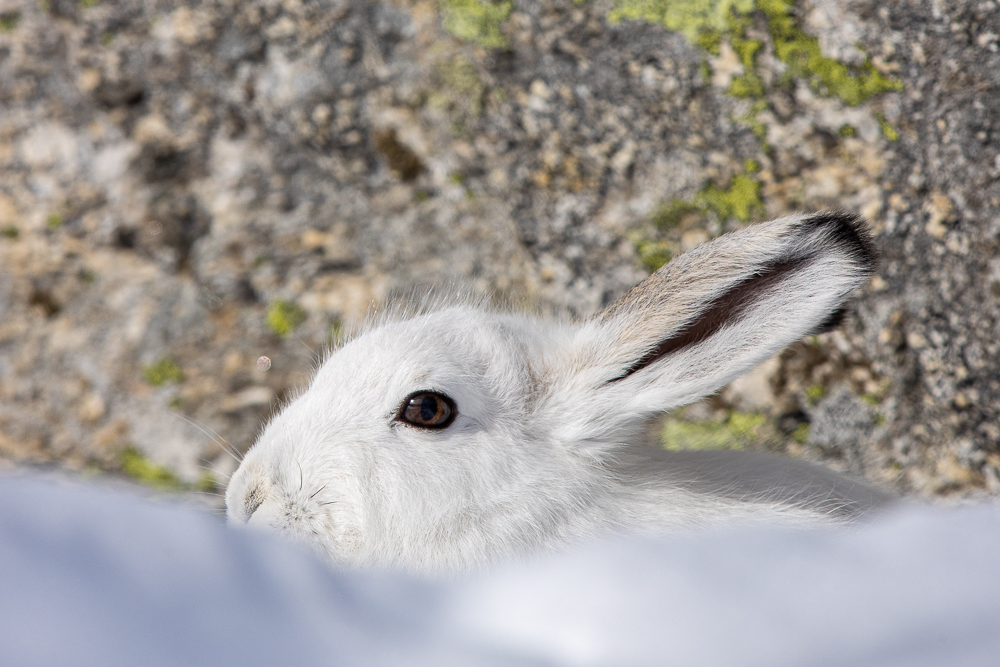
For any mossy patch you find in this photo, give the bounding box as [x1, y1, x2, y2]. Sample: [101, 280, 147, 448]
[610, 0, 902, 107]
[635, 239, 673, 272]
[700, 172, 764, 222]
[440, 0, 513, 49]
[726, 34, 765, 98]
[46, 213, 63, 230]
[806, 383, 826, 405]
[143, 357, 184, 386]
[761, 0, 901, 106]
[875, 112, 899, 141]
[663, 165, 764, 226]
[0, 11, 20, 32]
[662, 410, 767, 450]
[609, 0, 754, 41]
[633, 165, 763, 272]
[119, 446, 185, 491]
[651, 199, 705, 231]
[266, 300, 306, 337]
[791, 422, 809, 444]
[1, 226, 18, 239]
[737, 99, 770, 145]
[432, 54, 486, 119]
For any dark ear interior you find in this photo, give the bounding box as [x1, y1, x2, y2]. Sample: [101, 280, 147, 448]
[606, 257, 809, 383]
[606, 211, 876, 385]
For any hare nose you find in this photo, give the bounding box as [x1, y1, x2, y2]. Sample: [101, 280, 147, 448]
[244, 484, 267, 520]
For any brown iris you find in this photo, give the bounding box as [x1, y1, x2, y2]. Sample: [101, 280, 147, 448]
[398, 391, 457, 429]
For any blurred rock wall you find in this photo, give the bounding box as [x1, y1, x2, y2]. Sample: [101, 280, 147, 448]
[0, 0, 998, 500]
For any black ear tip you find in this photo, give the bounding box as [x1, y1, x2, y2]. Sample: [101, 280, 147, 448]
[810, 306, 848, 335]
[801, 210, 880, 274]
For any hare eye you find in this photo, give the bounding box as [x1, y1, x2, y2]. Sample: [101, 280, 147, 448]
[398, 391, 456, 429]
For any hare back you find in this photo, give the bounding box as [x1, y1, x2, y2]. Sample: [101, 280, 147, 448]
[611, 445, 894, 525]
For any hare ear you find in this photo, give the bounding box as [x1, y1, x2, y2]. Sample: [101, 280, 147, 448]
[584, 212, 877, 413]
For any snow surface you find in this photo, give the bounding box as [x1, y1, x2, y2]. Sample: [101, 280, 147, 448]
[1, 476, 999, 666]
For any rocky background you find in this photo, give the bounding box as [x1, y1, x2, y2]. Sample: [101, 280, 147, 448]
[0, 0, 998, 504]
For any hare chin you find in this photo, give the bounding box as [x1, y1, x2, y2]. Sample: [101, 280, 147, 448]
[226, 211, 892, 572]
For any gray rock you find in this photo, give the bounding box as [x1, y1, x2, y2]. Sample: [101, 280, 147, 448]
[0, 0, 997, 502]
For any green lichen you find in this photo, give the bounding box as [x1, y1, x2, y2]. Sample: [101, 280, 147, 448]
[610, 0, 902, 107]
[806, 383, 826, 405]
[143, 357, 184, 386]
[609, 0, 754, 41]
[119, 446, 184, 491]
[760, 0, 902, 107]
[1, 226, 18, 239]
[699, 172, 764, 222]
[737, 99, 769, 145]
[78, 0, 100, 8]
[431, 54, 487, 120]
[267, 300, 306, 337]
[875, 112, 899, 141]
[658, 166, 764, 228]
[727, 35, 765, 97]
[46, 213, 63, 230]
[662, 410, 766, 451]
[0, 11, 20, 31]
[791, 422, 809, 444]
[651, 199, 705, 230]
[634, 165, 763, 272]
[440, 0, 512, 49]
[860, 392, 880, 406]
[838, 124, 858, 138]
[635, 239, 673, 272]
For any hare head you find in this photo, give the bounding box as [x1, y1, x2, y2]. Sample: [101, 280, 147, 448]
[226, 212, 881, 571]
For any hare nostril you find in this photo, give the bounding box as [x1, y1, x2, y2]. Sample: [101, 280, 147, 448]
[244, 484, 268, 520]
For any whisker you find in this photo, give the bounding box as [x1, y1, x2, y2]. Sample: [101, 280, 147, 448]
[298, 460, 303, 491]
[196, 463, 231, 483]
[308, 485, 328, 500]
[194, 491, 227, 498]
[291, 330, 320, 364]
[171, 412, 243, 464]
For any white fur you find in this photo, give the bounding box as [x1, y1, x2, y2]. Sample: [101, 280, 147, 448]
[226, 213, 890, 572]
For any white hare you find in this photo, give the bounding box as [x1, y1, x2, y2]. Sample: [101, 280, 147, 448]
[226, 212, 892, 572]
